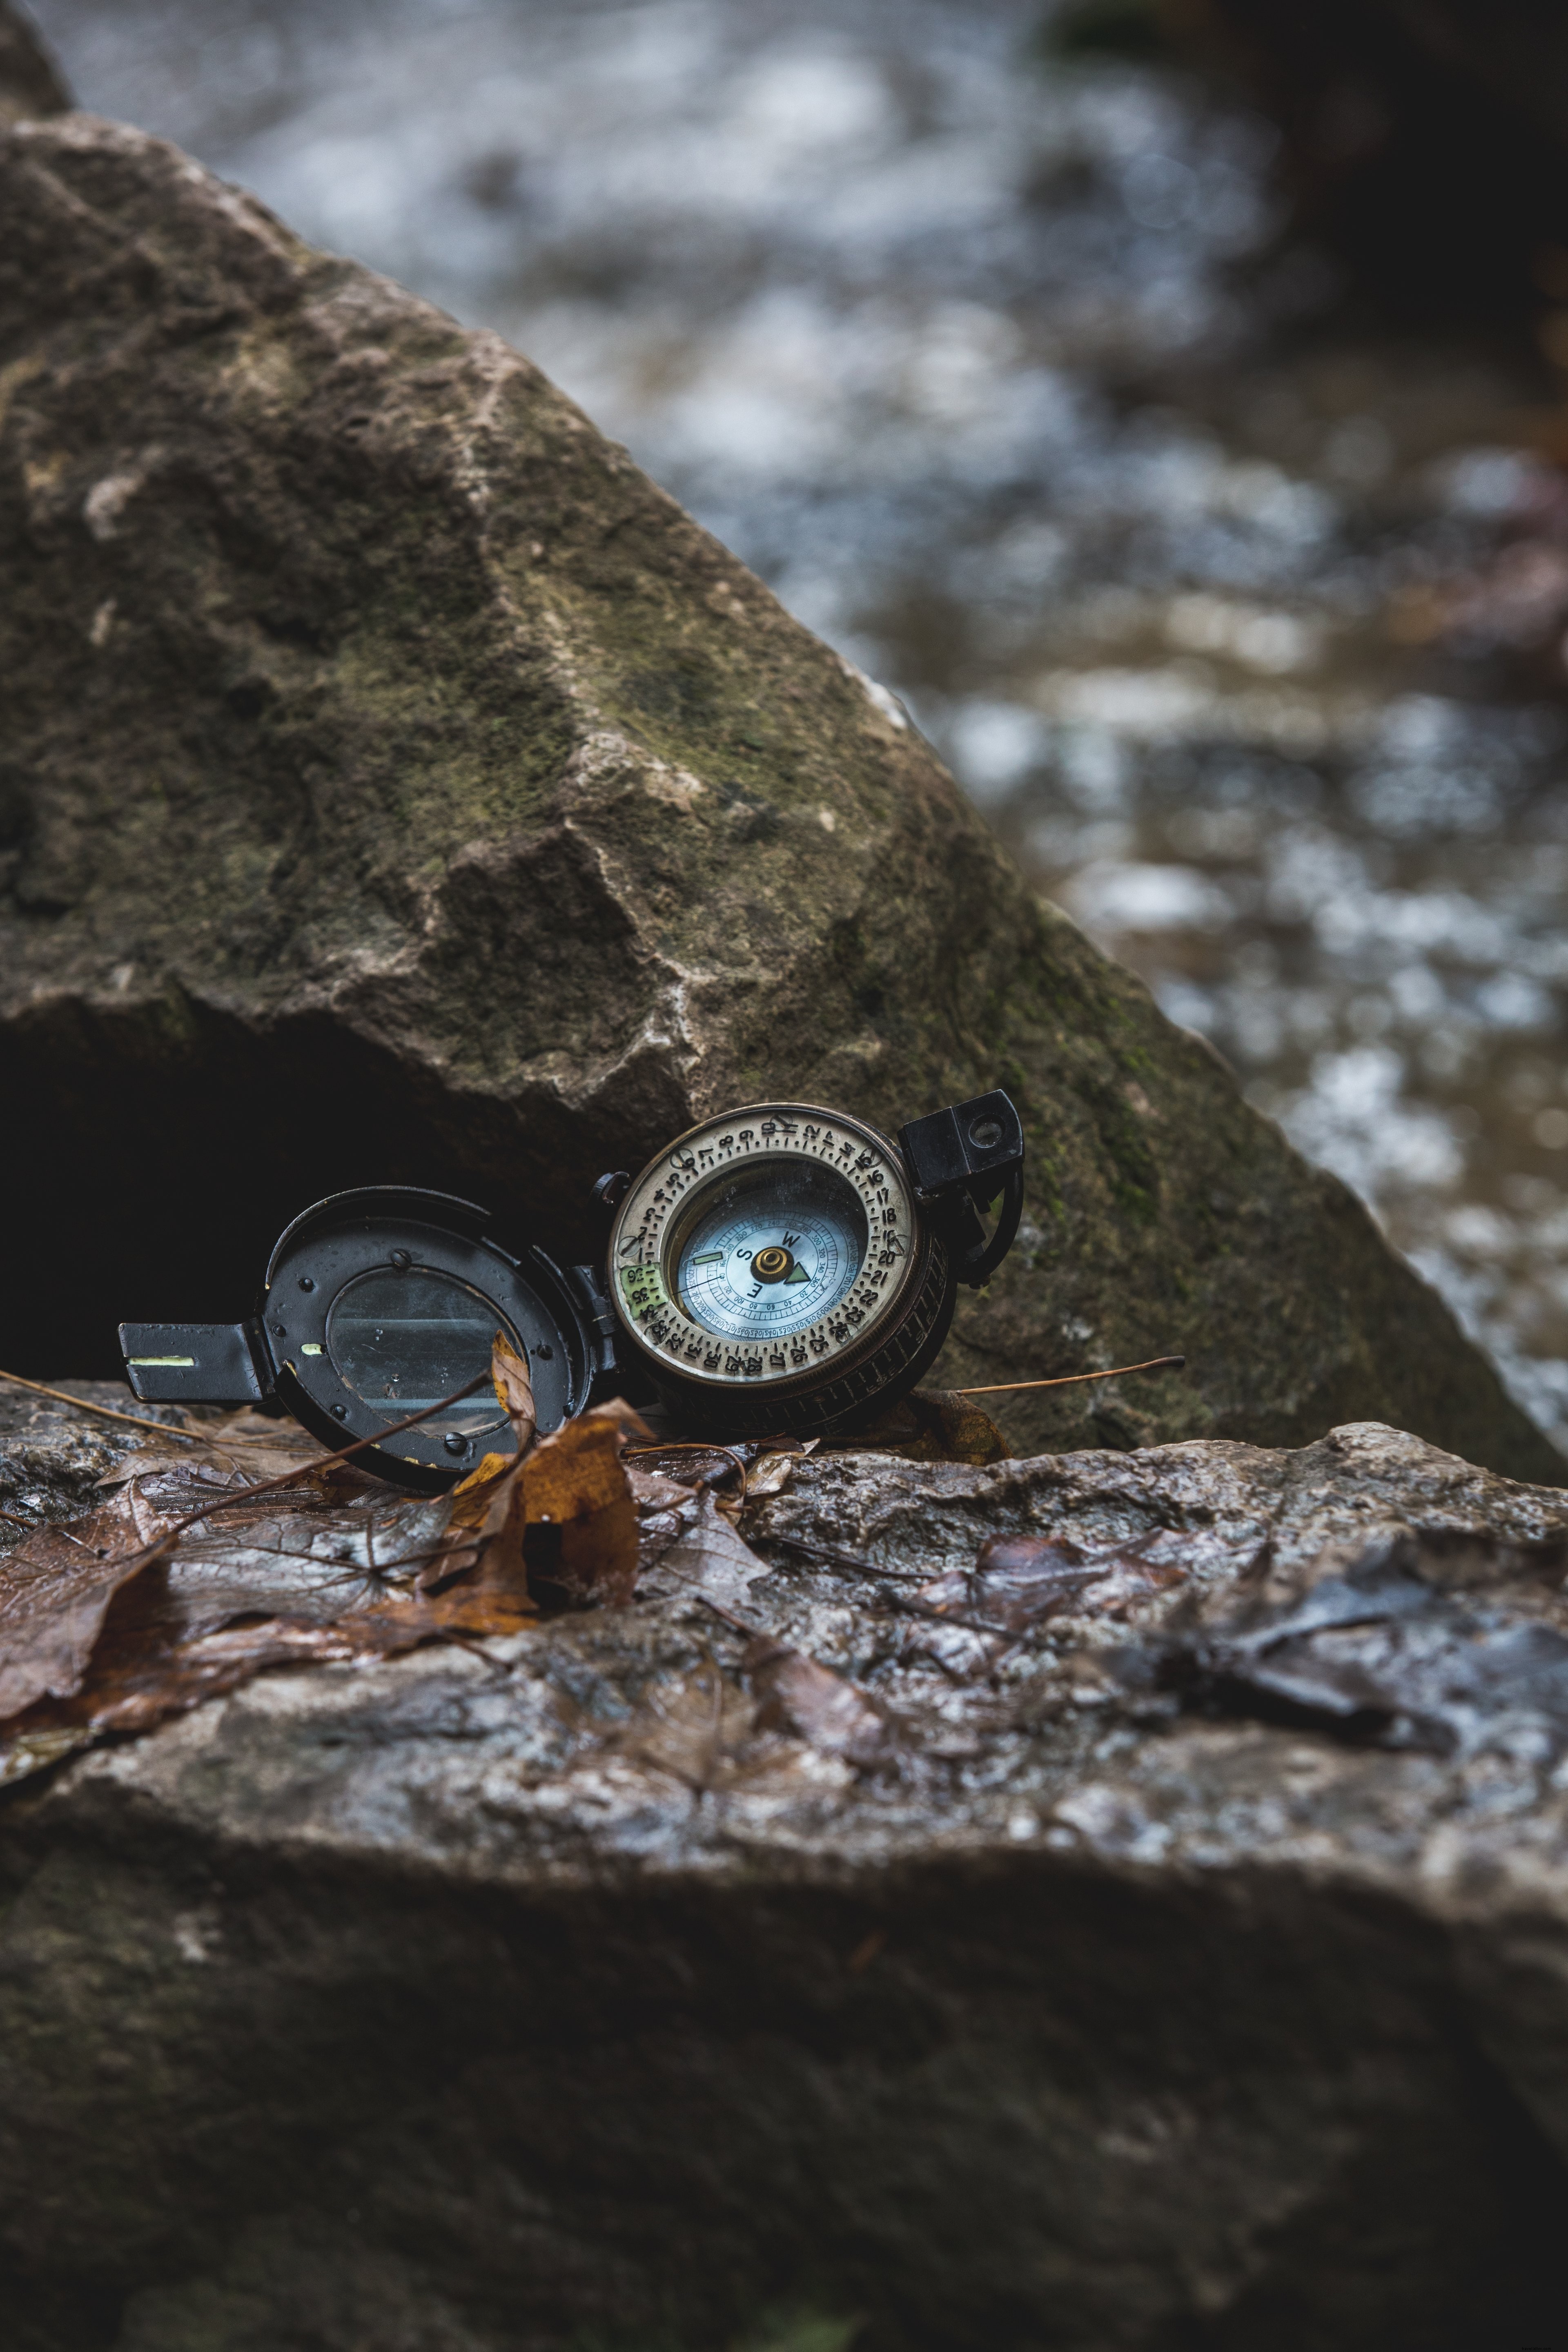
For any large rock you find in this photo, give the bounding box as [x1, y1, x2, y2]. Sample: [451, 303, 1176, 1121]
[0, 1, 67, 128]
[0, 113, 1558, 1481]
[1, 1397, 1565, 2348]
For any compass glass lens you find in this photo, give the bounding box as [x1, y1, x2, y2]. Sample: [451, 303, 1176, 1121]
[673, 1162, 868, 1343]
[326, 1268, 514, 1434]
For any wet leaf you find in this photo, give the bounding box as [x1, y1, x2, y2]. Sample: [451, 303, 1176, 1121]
[849, 1388, 1011, 1466]
[745, 1450, 802, 1500]
[906, 1532, 1189, 1675]
[0, 1365, 654, 1784]
[655, 1490, 773, 1609]
[490, 1327, 536, 1448]
[96, 1407, 330, 1490]
[625, 1463, 695, 1512]
[0, 1482, 181, 1716]
[1130, 1533, 1568, 1757]
[742, 1633, 893, 1766]
[618, 1655, 774, 1795]
[0, 1478, 461, 1782]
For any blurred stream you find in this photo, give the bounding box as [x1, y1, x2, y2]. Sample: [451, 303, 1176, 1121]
[31, 0, 1568, 1444]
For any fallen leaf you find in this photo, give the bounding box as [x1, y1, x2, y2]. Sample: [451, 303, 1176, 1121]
[900, 1531, 1186, 1677]
[618, 1655, 771, 1795]
[656, 1490, 773, 1609]
[745, 1450, 801, 1501]
[490, 1327, 537, 1449]
[0, 1477, 465, 1781]
[0, 1482, 183, 1717]
[846, 1388, 1011, 1466]
[626, 1463, 695, 1512]
[433, 1396, 650, 1615]
[742, 1633, 893, 1766]
[520, 1403, 644, 1608]
[96, 1407, 330, 1490]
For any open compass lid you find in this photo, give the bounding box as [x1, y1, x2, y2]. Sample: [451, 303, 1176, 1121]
[120, 1186, 618, 1491]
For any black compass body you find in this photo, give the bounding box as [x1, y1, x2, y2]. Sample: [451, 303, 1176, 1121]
[120, 1187, 617, 1491]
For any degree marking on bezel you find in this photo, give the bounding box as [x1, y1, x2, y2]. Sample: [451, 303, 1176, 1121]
[609, 1107, 917, 1388]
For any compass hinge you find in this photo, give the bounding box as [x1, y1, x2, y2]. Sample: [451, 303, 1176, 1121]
[565, 1263, 623, 1392]
[898, 1089, 1025, 1288]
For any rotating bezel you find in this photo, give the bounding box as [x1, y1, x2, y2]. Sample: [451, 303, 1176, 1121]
[607, 1103, 922, 1400]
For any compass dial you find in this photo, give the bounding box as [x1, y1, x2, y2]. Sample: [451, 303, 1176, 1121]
[609, 1102, 920, 1396]
[676, 1162, 866, 1343]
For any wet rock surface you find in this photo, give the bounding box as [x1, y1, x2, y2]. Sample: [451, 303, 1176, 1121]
[0, 1377, 190, 1532]
[0, 112, 1560, 1486]
[1, 1395, 1565, 2348]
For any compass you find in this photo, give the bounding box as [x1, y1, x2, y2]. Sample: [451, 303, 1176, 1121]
[116, 1091, 1022, 1481]
[604, 1090, 1024, 1437]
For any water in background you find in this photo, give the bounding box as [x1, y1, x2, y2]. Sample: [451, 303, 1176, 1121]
[31, 0, 1568, 1443]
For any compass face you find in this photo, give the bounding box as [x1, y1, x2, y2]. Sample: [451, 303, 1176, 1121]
[609, 1103, 918, 1392]
[676, 1161, 866, 1343]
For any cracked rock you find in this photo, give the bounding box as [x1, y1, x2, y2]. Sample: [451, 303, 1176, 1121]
[1, 1399, 1564, 2348]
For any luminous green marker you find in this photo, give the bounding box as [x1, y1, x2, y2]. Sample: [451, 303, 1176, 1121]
[691, 1251, 724, 1265]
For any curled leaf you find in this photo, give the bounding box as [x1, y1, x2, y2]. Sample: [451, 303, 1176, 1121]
[0, 1482, 185, 1716]
[432, 1398, 649, 1613]
[490, 1327, 537, 1451]
[521, 1403, 642, 1608]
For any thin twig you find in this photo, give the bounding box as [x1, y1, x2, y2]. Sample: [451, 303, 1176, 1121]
[958, 1354, 1186, 1396]
[690, 1592, 762, 1637]
[759, 1530, 1018, 1637]
[0, 1369, 201, 1442]
[762, 1528, 932, 1583]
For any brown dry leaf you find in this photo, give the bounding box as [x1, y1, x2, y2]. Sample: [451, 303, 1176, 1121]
[846, 1388, 1011, 1466]
[490, 1327, 537, 1448]
[742, 1633, 893, 1766]
[520, 1403, 645, 1608]
[430, 1396, 650, 1616]
[0, 1482, 183, 1717]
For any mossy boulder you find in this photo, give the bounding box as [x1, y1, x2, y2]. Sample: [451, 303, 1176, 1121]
[0, 114, 1558, 1480]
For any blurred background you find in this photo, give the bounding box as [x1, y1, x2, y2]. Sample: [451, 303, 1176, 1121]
[25, 0, 1568, 1446]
